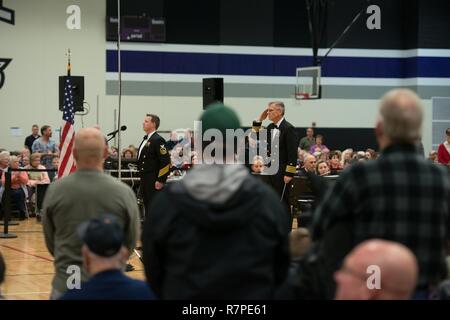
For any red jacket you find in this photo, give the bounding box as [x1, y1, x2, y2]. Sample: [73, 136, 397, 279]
[437, 143, 450, 165]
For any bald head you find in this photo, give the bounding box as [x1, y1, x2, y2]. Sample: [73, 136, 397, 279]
[73, 127, 108, 169]
[377, 89, 423, 146]
[335, 239, 418, 300]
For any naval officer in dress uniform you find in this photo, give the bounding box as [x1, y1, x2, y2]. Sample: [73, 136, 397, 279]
[137, 114, 171, 217]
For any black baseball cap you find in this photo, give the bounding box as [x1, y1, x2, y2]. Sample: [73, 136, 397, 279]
[77, 214, 124, 257]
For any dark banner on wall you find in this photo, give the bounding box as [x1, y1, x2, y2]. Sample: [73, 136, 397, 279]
[106, 0, 450, 49]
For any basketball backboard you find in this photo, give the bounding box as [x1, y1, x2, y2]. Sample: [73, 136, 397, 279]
[295, 66, 321, 100]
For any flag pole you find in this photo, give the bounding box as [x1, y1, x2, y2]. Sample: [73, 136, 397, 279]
[117, 0, 122, 180]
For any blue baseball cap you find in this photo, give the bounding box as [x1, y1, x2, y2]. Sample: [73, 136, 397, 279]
[77, 214, 124, 257]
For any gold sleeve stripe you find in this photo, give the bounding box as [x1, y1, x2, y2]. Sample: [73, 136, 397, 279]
[285, 165, 297, 174]
[158, 164, 170, 177]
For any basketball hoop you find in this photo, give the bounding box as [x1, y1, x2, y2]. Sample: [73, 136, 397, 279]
[295, 66, 321, 100]
[295, 92, 311, 100]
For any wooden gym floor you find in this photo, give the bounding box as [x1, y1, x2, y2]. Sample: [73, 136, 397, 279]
[0, 218, 145, 300]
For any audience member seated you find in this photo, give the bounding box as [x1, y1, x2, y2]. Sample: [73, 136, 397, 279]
[60, 215, 156, 300]
[437, 128, 450, 165]
[365, 148, 376, 160]
[122, 148, 136, 159]
[180, 129, 194, 151]
[340, 148, 353, 167]
[0, 151, 10, 178]
[329, 150, 343, 171]
[428, 150, 439, 163]
[165, 131, 181, 151]
[21, 156, 30, 167]
[19, 148, 30, 167]
[296, 148, 308, 169]
[319, 150, 330, 163]
[251, 155, 265, 174]
[48, 157, 59, 182]
[309, 134, 330, 154]
[298, 154, 316, 175]
[1, 156, 29, 220]
[0, 252, 5, 300]
[26, 154, 50, 217]
[0, 151, 10, 216]
[109, 146, 118, 158]
[26, 154, 50, 187]
[316, 160, 330, 176]
[334, 240, 418, 300]
[343, 157, 357, 169]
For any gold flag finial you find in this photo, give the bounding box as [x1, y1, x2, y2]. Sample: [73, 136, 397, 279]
[65, 49, 71, 76]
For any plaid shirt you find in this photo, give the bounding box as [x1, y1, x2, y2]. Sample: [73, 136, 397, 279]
[312, 144, 450, 287]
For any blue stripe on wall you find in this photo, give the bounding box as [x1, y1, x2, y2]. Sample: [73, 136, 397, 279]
[106, 50, 450, 78]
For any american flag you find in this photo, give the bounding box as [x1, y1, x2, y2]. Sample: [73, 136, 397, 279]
[58, 75, 76, 178]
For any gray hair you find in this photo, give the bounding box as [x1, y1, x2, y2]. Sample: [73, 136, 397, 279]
[9, 155, 19, 163]
[379, 89, 423, 144]
[269, 101, 285, 116]
[0, 151, 10, 161]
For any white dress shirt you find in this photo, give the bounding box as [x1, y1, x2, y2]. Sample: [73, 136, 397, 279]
[138, 130, 156, 159]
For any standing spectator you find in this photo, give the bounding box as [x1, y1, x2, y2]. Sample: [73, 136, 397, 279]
[60, 215, 156, 300]
[299, 127, 315, 151]
[24, 124, 40, 152]
[142, 103, 289, 299]
[335, 240, 418, 300]
[438, 128, 450, 165]
[309, 134, 330, 154]
[1, 156, 29, 220]
[43, 128, 140, 300]
[311, 89, 450, 299]
[31, 125, 59, 169]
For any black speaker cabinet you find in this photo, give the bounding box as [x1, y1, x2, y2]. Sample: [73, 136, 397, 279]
[59, 76, 85, 112]
[203, 78, 223, 109]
